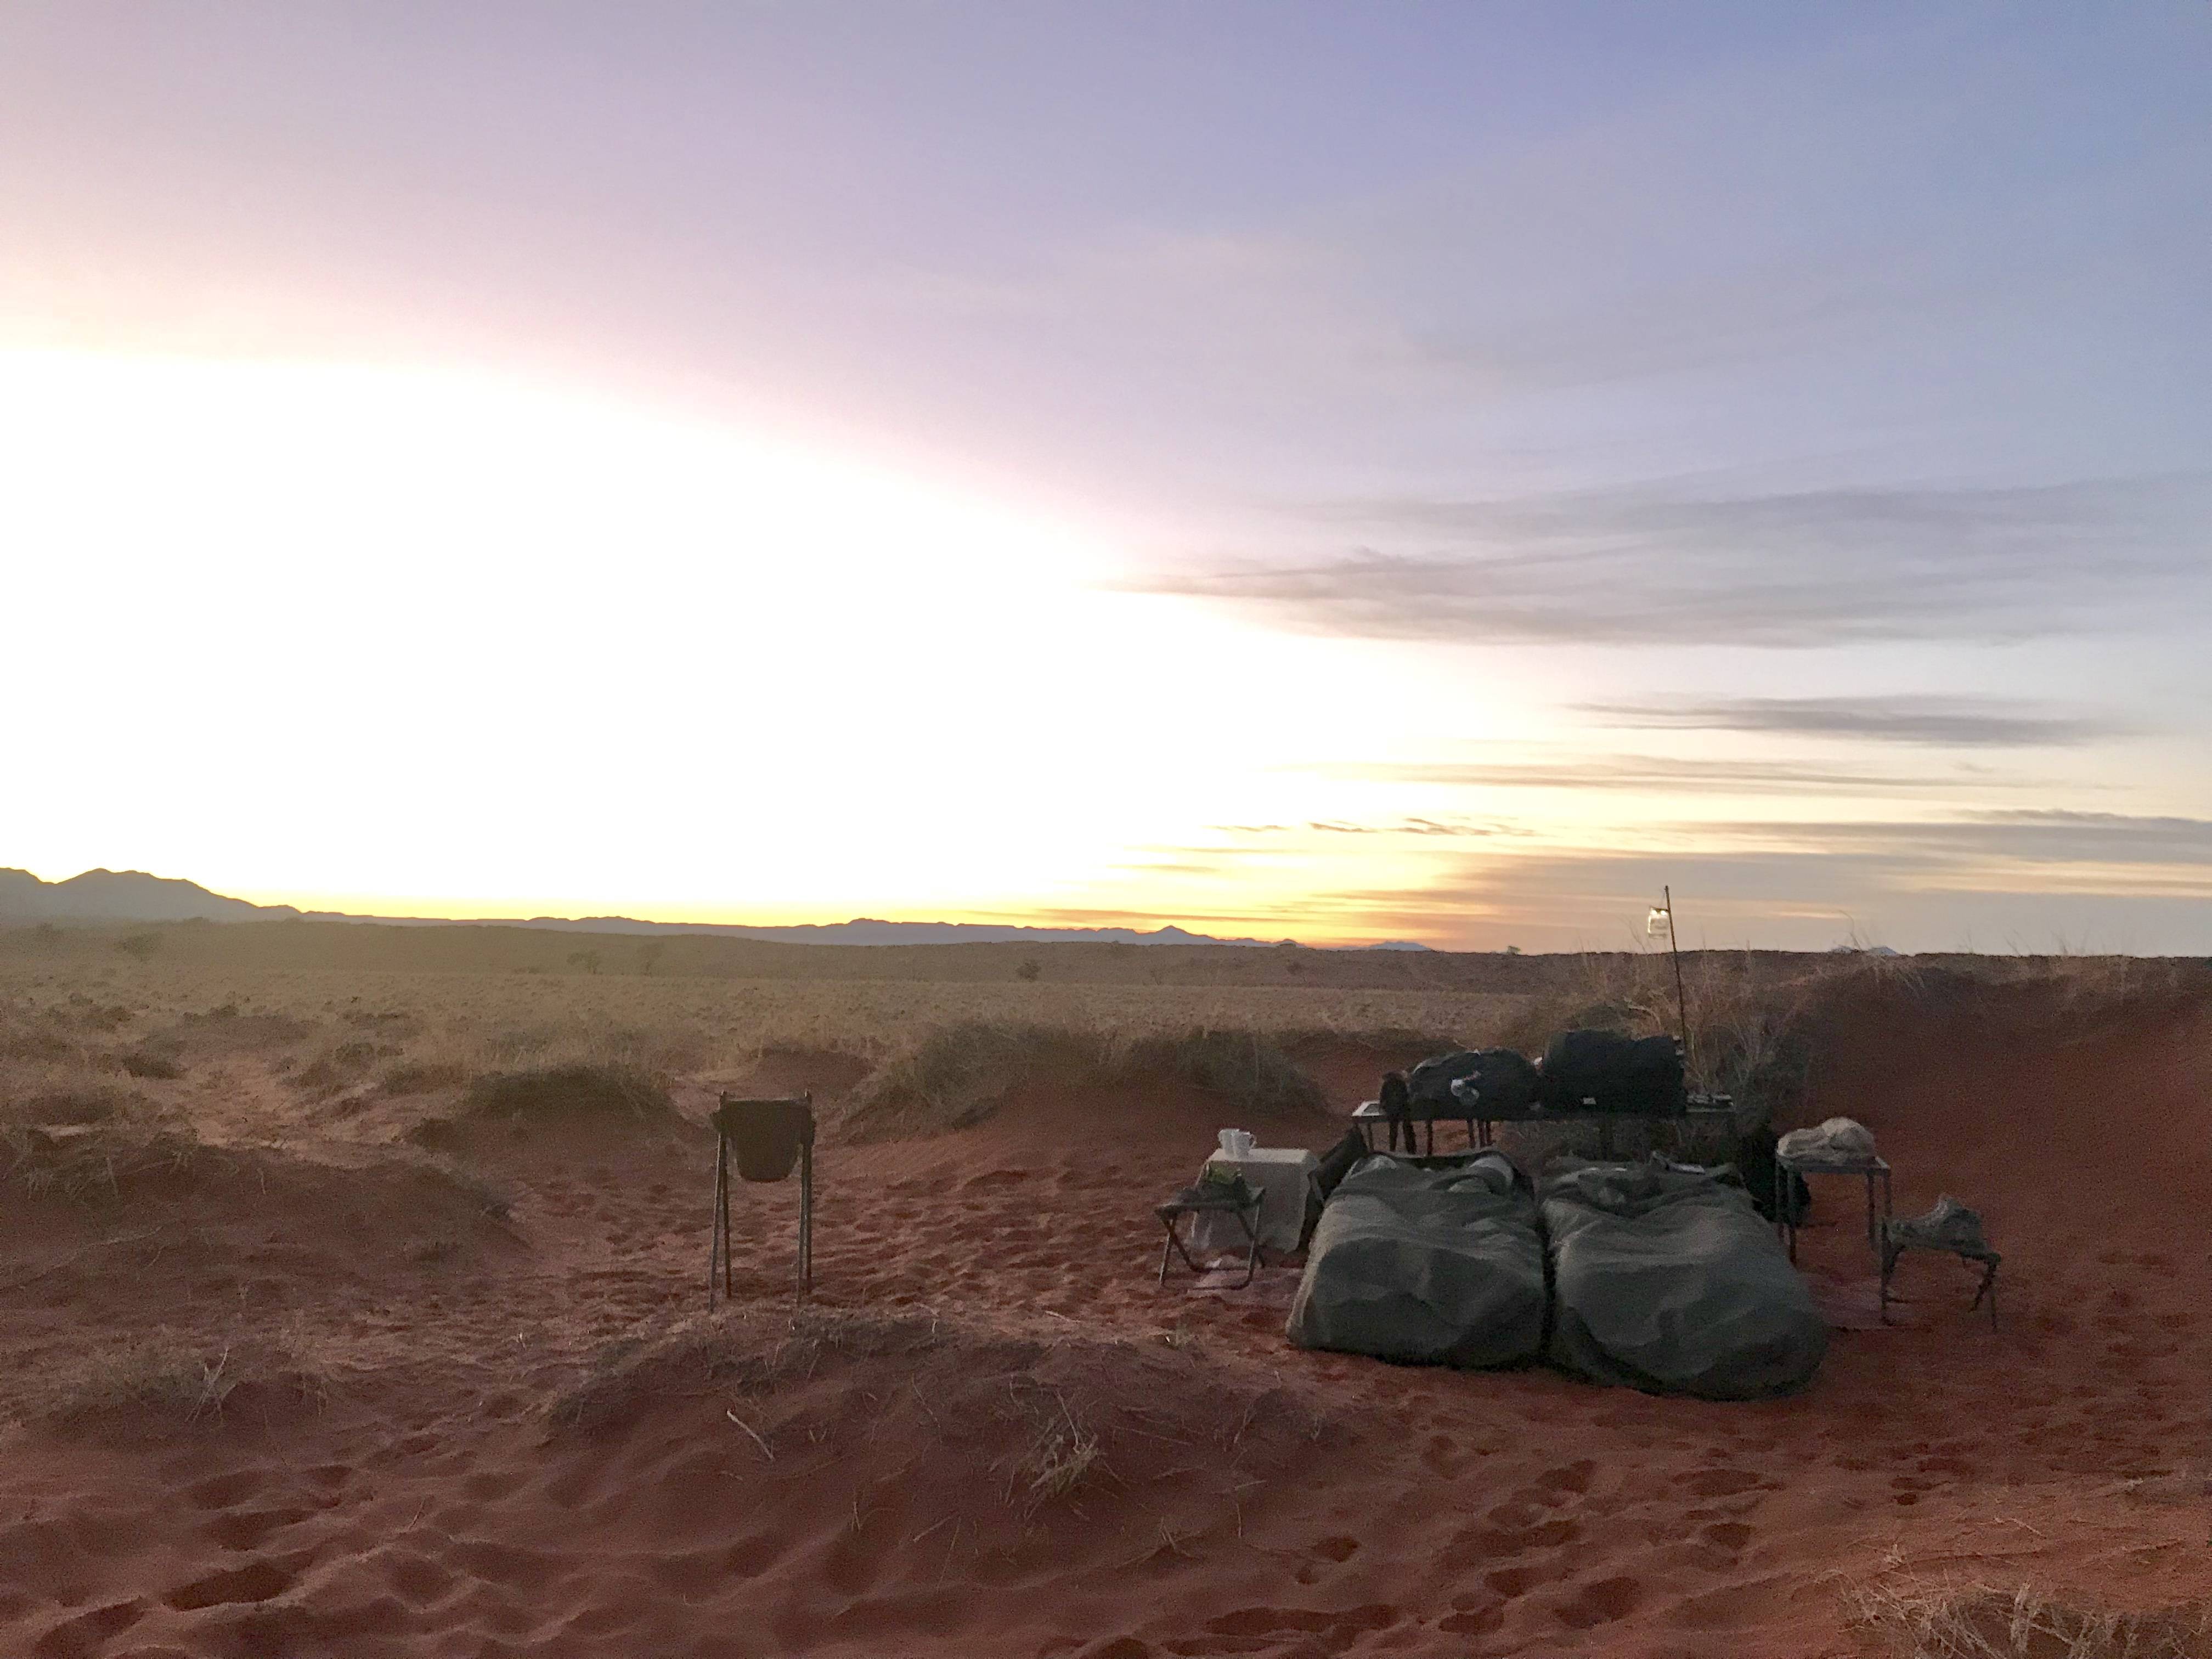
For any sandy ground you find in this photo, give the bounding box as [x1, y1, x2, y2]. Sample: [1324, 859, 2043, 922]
[2, 977, 2206, 1657]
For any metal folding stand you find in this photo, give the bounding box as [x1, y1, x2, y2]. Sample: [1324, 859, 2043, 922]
[1154, 1187, 1264, 1288]
[1880, 1230, 2002, 1330]
[709, 1093, 814, 1306]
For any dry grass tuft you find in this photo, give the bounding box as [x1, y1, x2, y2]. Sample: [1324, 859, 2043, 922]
[54, 1340, 243, 1423]
[839, 1020, 1333, 1140]
[1012, 1400, 1102, 1506]
[547, 1308, 947, 1432]
[1847, 1578, 2209, 1658]
[0, 1115, 205, 1203]
[459, 1062, 675, 1122]
[26, 1332, 331, 1430]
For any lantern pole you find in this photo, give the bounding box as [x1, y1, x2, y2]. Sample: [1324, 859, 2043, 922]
[1663, 884, 1694, 1080]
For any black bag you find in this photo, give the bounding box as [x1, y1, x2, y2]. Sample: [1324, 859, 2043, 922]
[1537, 1030, 1686, 1116]
[1405, 1051, 1481, 1104]
[1458, 1048, 1538, 1113]
[1299, 1126, 1374, 1251]
[1409, 1048, 1541, 1112]
[1734, 1127, 1812, 1223]
[715, 1096, 815, 1182]
[1378, 1070, 1418, 1153]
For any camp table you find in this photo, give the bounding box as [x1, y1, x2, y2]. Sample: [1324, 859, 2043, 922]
[1351, 1095, 1736, 1155]
[1774, 1150, 1891, 1269]
[1184, 1144, 1319, 1257]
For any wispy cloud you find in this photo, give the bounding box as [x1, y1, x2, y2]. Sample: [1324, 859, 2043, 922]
[1300, 753, 2059, 797]
[1574, 694, 2133, 747]
[1307, 810, 2212, 950]
[1136, 476, 2211, 647]
[1212, 817, 1519, 838]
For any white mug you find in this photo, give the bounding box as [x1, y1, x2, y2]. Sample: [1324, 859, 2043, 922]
[1218, 1128, 1255, 1158]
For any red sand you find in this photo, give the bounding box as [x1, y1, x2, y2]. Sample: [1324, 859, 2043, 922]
[3, 980, 2207, 1657]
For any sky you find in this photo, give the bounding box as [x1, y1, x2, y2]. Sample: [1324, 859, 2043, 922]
[4, 3, 2209, 951]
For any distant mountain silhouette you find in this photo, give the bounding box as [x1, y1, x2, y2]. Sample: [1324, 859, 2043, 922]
[2, 867, 1429, 948]
[0, 867, 301, 924]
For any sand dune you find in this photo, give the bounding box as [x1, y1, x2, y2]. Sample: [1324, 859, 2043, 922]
[1, 969, 2206, 1656]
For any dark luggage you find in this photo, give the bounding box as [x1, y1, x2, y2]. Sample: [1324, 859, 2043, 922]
[1407, 1048, 1539, 1112]
[1458, 1048, 1538, 1112]
[1406, 1050, 1481, 1104]
[1735, 1126, 1812, 1224]
[1538, 1030, 1686, 1116]
[715, 1096, 815, 1182]
[1299, 1127, 1374, 1251]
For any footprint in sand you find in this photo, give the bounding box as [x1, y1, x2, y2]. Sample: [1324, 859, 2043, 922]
[162, 1551, 307, 1612]
[200, 1507, 312, 1551]
[30, 1597, 144, 1659]
[184, 1470, 265, 1511]
[1553, 1574, 1645, 1629]
[1679, 1466, 1767, 1499]
[1701, 1521, 1753, 1552]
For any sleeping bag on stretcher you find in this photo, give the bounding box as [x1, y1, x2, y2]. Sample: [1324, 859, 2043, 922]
[1286, 1152, 1546, 1369]
[1541, 1160, 1826, 1399]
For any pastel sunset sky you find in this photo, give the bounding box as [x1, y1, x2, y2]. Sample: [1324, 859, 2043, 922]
[7, 4, 2209, 950]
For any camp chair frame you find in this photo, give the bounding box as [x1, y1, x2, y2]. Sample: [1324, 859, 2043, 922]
[1880, 1232, 2001, 1330]
[1154, 1188, 1265, 1289]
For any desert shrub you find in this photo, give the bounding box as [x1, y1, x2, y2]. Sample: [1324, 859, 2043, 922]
[0, 1117, 204, 1202]
[1847, 1578, 2209, 1658]
[460, 1062, 674, 1121]
[29, 1333, 332, 1430]
[840, 1019, 1330, 1140]
[842, 1020, 1095, 1137]
[1110, 1028, 1328, 1115]
[0, 1020, 82, 1064]
[380, 1059, 470, 1096]
[6, 1081, 137, 1126]
[292, 1036, 395, 1093]
[121, 1048, 183, 1079]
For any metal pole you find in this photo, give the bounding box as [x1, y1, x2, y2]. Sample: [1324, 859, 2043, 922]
[709, 1131, 729, 1304]
[1664, 884, 1695, 1081]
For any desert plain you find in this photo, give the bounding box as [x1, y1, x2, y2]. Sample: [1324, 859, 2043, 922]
[1, 922, 2207, 1658]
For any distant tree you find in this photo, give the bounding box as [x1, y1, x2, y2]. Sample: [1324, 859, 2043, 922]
[637, 939, 668, 977]
[31, 922, 59, 949]
[1505, 945, 1522, 956]
[113, 932, 160, 961]
[567, 949, 602, 976]
[1015, 958, 1042, 982]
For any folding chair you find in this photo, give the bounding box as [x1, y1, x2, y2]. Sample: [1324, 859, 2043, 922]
[1155, 1175, 1264, 1288]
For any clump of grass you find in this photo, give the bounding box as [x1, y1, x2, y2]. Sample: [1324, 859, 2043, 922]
[459, 1062, 675, 1122]
[1, 1116, 203, 1202]
[4, 1077, 139, 1126]
[1012, 1400, 1102, 1508]
[839, 1019, 1331, 1141]
[1846, 1578, 2209, 1658]
[32, 1333, 332, 1430]
[548, 1308, 947, 1432]
[379, 1059, 469, 1096]
[292, 1036, 396, 1094]
[33, 1337, 242, 1426]
[842, 1020, 1098, 1138]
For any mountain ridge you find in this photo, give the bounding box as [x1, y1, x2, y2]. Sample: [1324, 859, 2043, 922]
[0, 868, 1429, 950]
